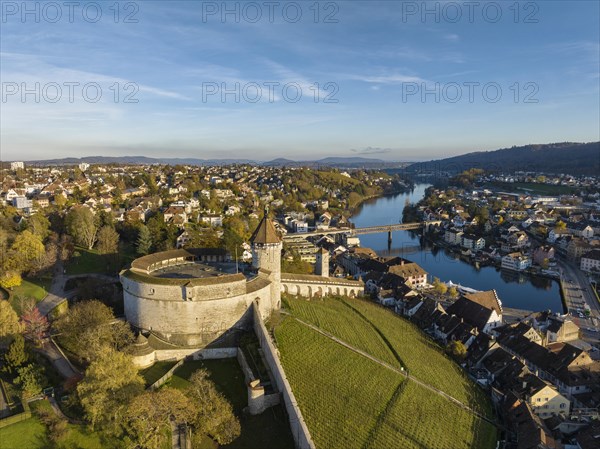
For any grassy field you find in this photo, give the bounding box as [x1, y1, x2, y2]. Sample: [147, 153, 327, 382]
[65, 243, 137, 275]
[276, 318, 403, 449]
[275, 296, 497, 449]
[340, 297, 491, 414]
[140, 361, 177, 387]
[284, 297, 400, 367]
[11, 277, 52, 302]
[367, 382, 497, 449]
[170, 358, 295, 449]
[0, 400, 119, 449]
[486, 181, 577, 195]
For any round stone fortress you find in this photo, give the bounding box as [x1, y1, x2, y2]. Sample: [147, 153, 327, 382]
[120, 211, 363, 349]
[120, 212, 282, 347]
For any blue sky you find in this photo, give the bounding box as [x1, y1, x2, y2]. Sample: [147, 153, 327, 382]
[1, 1, 599, 161]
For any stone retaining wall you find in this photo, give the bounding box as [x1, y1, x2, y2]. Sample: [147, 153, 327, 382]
[252, 305, 315, 449]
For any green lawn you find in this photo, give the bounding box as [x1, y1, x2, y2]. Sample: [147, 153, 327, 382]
[0, 415, 48, 449]
[169, 358, 295, 449]
[65, 242, 136, 275]
[487, 181, 577, 195]
[140, 361, 177, 387]
[11, 277, 52, 302]
[0, 400, 120, 449]
[275, 296, 497, 449]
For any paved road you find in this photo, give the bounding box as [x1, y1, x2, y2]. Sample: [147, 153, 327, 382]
[36, 262, 119, 316]
[558, 258, 599, 344]
[36, 339, 80, 379]
[0, 381, 10, 418]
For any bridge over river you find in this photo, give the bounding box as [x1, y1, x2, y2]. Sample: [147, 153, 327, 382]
[284, 221, 442, 245]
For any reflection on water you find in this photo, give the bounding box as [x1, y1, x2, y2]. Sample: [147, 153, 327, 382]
[351, 184, 563, 313]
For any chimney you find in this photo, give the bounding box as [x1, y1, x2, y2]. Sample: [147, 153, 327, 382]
[522, 381, 527, 390]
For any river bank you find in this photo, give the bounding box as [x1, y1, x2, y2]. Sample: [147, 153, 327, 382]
[350, 183, 564, 313]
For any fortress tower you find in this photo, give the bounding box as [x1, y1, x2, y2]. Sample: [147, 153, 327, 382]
[250, 208, 282, 309]
[315, 247, 329, 277]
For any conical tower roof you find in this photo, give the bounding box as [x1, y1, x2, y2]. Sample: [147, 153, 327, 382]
[250, 208, 281, 244]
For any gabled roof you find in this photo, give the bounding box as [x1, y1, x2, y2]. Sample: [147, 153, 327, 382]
[446, 297, 495, 331]
[464, 290, 502, 315]
[250, 212, 281, 244]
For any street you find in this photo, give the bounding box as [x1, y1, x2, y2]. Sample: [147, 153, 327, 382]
[558, 258, 600, 345]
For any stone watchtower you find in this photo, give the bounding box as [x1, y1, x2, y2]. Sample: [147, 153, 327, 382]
[250, 208, 282, 309]
[315, 247, 329, 277]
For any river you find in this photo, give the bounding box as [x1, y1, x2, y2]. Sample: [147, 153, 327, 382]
[350, 184, 563, 313]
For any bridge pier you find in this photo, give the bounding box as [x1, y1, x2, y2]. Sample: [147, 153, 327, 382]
[388, 230, 392, 248]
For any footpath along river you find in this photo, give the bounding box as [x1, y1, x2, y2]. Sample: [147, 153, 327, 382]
[350, 183, 563, 313]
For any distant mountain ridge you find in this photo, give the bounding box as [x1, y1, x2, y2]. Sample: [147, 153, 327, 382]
[13, 142, 600, 173]
[21, 155, 398, 169]
[407, 142, 599, 175]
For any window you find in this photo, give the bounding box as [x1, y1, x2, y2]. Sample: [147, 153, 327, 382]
[560, 403, 566, 409]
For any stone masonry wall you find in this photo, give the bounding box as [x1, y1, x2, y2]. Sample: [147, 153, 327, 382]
[252, 305, 315, 449]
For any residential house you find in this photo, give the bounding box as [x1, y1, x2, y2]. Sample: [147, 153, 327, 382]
[163, 206, 188, 227]
[444, 228, 464, 246]
[387, 260, 428, 288]
[199, 214, 223, 227]
[461, 233, 485, 251]
[580, 249, 600, 273]
[445, 290, 503, 334]
[515, 374, 570, 418]
[567, 238, 592, 261]
[545, 318, 580, 343]
[533, 246, 555, 266]
[502, 252, 532, 271]
[547, 228, 570, 243]
[567, 222, 594, 239]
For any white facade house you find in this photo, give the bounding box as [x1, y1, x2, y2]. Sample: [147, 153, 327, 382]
[580, 249, 600, 273]
[444, 229, 464, 245]
[461, 233, 485, 251]
[13, 196, 32, 210]
[501, 252, 532, 271]
[10, 161, 24, 170]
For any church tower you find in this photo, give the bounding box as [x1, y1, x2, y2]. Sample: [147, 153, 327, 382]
[250, 208, 282, 309]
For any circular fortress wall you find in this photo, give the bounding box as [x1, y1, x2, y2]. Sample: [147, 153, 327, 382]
[120, 249, 272, 347]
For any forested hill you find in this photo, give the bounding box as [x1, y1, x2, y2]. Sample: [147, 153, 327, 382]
[407, 142, 599, 175]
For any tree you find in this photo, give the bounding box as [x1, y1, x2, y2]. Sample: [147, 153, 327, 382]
[3, 334, 28, 373]
[125, 388, 195, 449]
[66, 207, 98, 249]
[10, 230, 45, 272]
[447, 341, 467, 361]
[0, 300, 23, 338]
[15, 363, 46, 397]
[432, 277, 448, 296]
[448, 286, 459, 299]
[77, 347, 144, 430]
[136, 225, 152, 255]
[54, 300, 134, 361]
[0, 272, 22, 290]
[187, 369, 241, 446]
[555, 220, 566, 231]
[27, 213, 51, 240]
[96, 225, 119, 255]
[58, 234, 75, 262]
[30, 240, 58, 276]
[22, 306, 49, 347]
